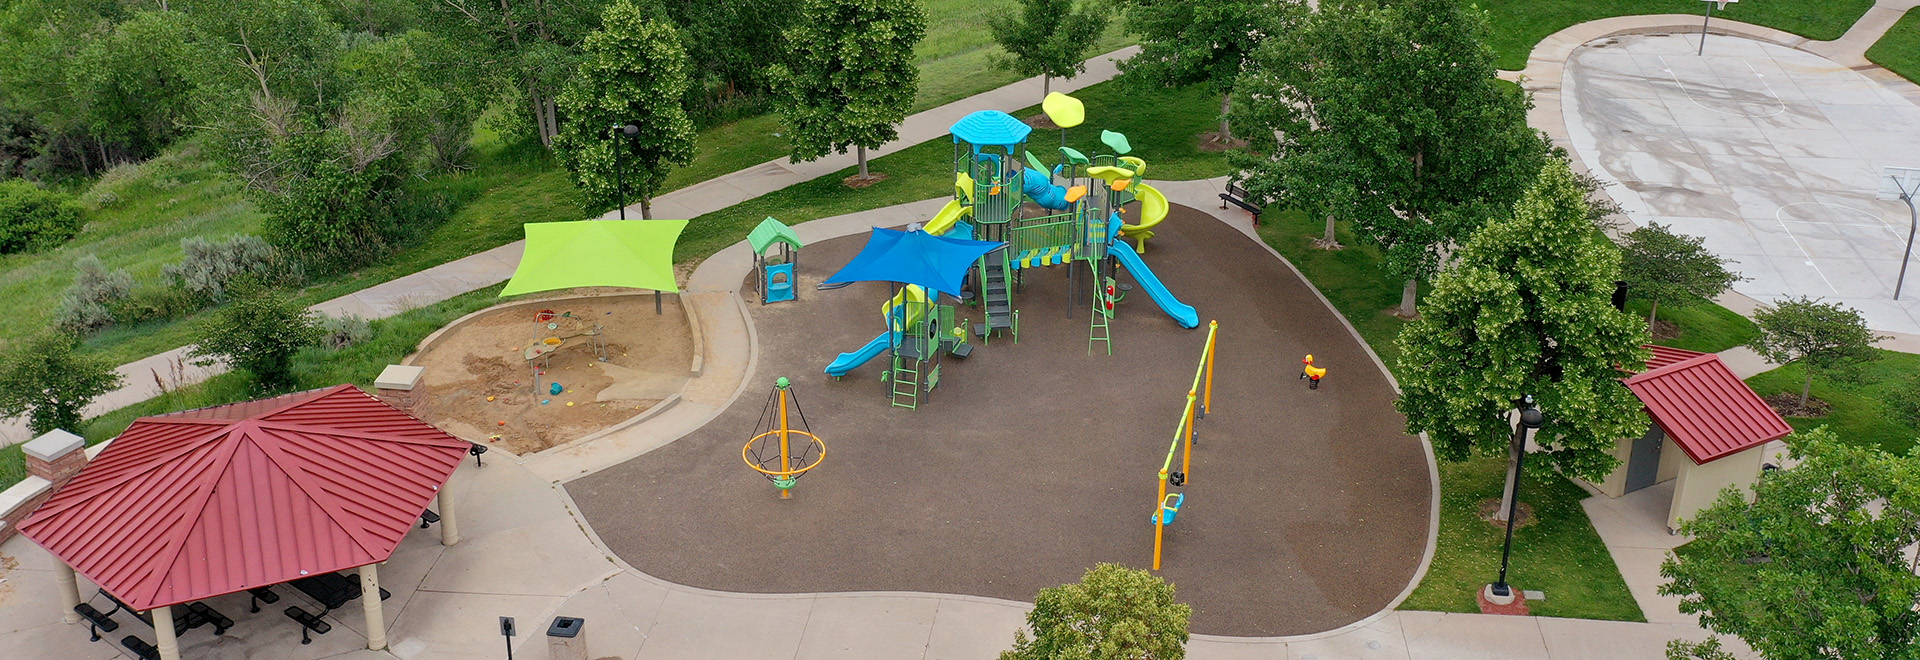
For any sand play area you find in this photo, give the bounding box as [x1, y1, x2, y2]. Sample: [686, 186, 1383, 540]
[411, 294, 694, 454]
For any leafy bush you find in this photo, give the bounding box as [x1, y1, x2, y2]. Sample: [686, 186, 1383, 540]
[112, 286, 204, 325]
[0, 333, 123, 435]
[1001, 563, 1190, 660]
[317, 314, 372, 350]
[0, 179, 84, 254]
[163, 235, 297, 303]
[190, 285, 319, 390]
[55, 255, 133, 332]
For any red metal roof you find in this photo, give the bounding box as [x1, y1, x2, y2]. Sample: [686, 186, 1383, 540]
[19, 385, 467, 611]
[1643, 344, 1708, 371]
[1624, 354, 1791, 466]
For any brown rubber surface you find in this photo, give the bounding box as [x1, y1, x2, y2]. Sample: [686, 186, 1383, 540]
[566, 204, 1432, 636]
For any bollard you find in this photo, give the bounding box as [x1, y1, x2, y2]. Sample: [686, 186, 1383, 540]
[546, 617, 587, 660]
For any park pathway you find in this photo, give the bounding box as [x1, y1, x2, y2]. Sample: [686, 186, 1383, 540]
[0, 46, 1141, 447]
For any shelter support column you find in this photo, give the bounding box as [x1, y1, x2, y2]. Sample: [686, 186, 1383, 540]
[437, 481, 459, 546]
[54, 560, 80, 623]
[153, 606, 180, 660]
[362, 564, 387, 650]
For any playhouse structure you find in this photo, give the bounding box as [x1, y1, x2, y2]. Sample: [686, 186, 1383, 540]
[750, 217, 803, 305]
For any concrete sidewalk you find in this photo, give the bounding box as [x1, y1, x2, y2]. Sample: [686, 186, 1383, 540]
[0, 46, 1140, 447]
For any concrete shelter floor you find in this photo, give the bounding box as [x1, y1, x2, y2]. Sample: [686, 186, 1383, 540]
[567, 204, 1433, 637]
[1565, 32, 1920, 333]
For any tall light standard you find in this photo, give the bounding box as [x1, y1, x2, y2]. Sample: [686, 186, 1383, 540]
[1697, 0, 1738, 56]
[1490, 395, 1544, 602]
[1883, 166, 1920, 300]
[611, 124, 639, 220]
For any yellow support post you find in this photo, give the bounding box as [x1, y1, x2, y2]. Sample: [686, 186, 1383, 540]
[1153, 470, 1168, 570]
[778, 385, 792, 500]
[1203, 321, 1217, 413]
[1182, 393, 1196, 483]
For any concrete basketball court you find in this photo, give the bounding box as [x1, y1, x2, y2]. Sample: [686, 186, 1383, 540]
[1564, 32, 1920, 333]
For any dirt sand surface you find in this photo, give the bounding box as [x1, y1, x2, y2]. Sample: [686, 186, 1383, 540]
[413, 295, 692, 453]
[568, 205, 1432, 636]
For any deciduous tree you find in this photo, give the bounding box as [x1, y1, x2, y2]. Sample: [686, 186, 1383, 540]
[1660, 427, 1920, 659]
[552, 2, 696, 219]
[989, 0, 1110, 100]
[1230, 0, 1550, 316]
[1116, 0, 1295, 143]
[418, 0, 610, 147]
[768, 0, 926, 180]
[190, 284, 318, 390]
[1620, 222, 1742, 327]
[0, 333, 122, 435]
[1747, 297, 1881, 409]
[1395, 160, 1650, 481]
[1000, 563, 1190, 660]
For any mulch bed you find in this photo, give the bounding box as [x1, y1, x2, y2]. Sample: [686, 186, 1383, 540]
[1650, 318, 1682, 341]
[1196, 131, 1249, 152]
[568, 203, 1433, 636]
[1762, 393, 1830, 418]
[842, 172, 890, 189]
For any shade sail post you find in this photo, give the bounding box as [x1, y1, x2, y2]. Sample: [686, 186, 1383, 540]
[154, 606, 180, 660]
[54, 559, 80, 624]
[437, 483, 460, 546]
[362, 564, 387, 650]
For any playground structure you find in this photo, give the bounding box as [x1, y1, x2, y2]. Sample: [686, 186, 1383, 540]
[743, 377, 825, 499]
[524, 309, 605, 395]
[821, 228, 998, 409]
[821, 93, 1199, 406]
[1301, 354, 1328, 389]
[750, 217, 803, 305]
[1154, 320, 1218, 571]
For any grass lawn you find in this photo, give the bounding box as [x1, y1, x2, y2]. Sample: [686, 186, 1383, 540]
[1400, 455, 1646, 621]
[0, 285, 512, 488]
[1480, 0, 1875, 70]
[1744, 349, 1920, 455]
[1253, 209, 1642, 621]
[1866, 9, 1920, 84]
[1623, 296, 1759, 354]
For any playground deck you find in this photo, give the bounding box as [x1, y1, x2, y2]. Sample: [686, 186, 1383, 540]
[566, 203, 1432, 637]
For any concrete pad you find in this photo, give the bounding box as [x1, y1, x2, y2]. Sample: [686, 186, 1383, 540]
[793, 595, 939, 659]
[1536, 618, 1699, 660]
[382, 590, 564, 660]
[922, 597, 1027, 660]
[417, 517, 612, 597]
[1280, 614, 1411, 660]
[1398, 611, 1547, 660]
[438, 461, 570, 536]
[0, 622, 131, 660]
[636, 591, 811, 660]
[546, 578, 653, 660]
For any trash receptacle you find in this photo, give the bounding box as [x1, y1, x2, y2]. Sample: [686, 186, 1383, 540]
[546, 616, 586, 660]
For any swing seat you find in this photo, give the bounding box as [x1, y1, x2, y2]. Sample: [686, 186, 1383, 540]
[1151, 493, 1185, 525]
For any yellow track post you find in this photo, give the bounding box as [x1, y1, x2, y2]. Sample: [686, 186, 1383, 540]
[778, 385, 792, 499]
[1203, 321, 1217, 413]
[1153, 470, 1168, 570]
[1182, 393, 1196, 483]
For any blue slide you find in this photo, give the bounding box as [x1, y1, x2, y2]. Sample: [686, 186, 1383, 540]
[825, 332, 900, 377]
[1107, 215, 1199, 329]
[1020, 168, 1072, 210]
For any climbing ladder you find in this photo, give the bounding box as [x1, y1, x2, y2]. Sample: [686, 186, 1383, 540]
[977, 248, 1018, 344]
[1090, 272, 1115, 355]
[889, 339, 924, 409]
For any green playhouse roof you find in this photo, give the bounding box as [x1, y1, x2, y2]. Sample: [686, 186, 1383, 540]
[500, 219, 686, 296]
[748, 217, 803, 254]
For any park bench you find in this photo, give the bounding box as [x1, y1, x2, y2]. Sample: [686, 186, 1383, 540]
[283, 606, 332, 645]
[1218, 183, 1263, 225]
[418, 508, 441, 529]
[120, 635, 160, 660]
[73, 602, 118, 641]
[289, 571, 390, 614]
[101, 589, 231, 637]
[247, 586, 280, 613]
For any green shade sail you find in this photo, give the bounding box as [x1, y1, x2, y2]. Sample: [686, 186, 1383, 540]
[500, 219, 687, 296]
[748, 217, 803, 255]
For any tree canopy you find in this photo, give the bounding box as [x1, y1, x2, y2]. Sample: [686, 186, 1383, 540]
[1395, 160, 1651, 480]
[0, 332, 123, 435]
[1117, 0, 1296, 141]
[1747, 297, 1882, 408]
[552, 1, 696, 219]
[1660, 427, 1920, 659]
[1619, 222, 1743, 326]
[1001, 563, 1191, 660]
[989, 0, 1111, 100]
[769, 0, 927, 178]
[1230, 0, 1550, 315]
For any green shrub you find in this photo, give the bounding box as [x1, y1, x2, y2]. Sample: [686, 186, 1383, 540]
[190, 285, 319, 390]
[163, 234, 298, 303]
[0, 179, 84, 253]
[55, 255, 133, 332]
[0, 333, 123, 435]
[112, 286, 204, 325]
[317, 314, 372, 350]
[1001, 563, 1191, 660]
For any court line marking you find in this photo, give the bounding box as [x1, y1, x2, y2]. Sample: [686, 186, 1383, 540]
[1771, 203, 1841, 294]
[1658, 55, 1788, 118]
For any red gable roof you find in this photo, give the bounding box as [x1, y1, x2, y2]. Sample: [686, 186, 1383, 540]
[1623, 354, 1791, 466]
[19, 385, 467, 611]
[1643, 345, 1708, 371]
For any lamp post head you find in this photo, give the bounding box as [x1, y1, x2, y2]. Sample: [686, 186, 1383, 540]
[620, 124, 639, 137]
[1519, 395, 1544, 429]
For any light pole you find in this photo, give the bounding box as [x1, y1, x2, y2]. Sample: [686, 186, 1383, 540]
[1697, 0, 1738, 56]
[1490, 395, 1544, 601]
[611, 124, 638, 220]
[1884, 167, 1920, 300]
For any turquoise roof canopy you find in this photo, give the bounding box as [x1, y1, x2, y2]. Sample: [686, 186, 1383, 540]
[950, 110, 1032, 148]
